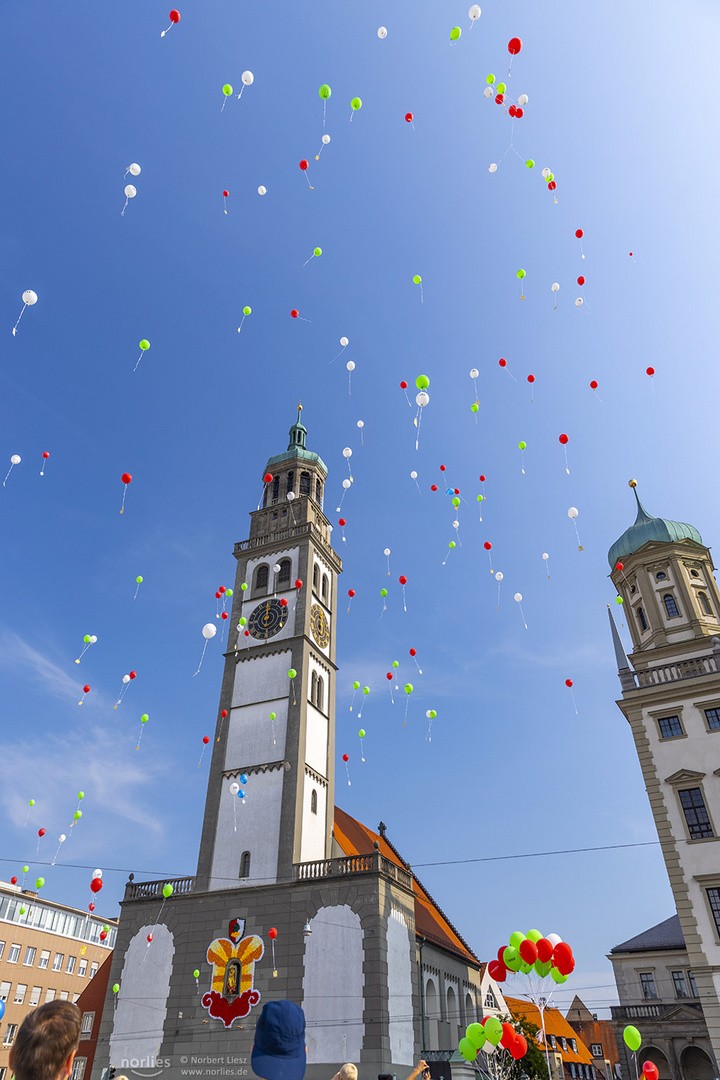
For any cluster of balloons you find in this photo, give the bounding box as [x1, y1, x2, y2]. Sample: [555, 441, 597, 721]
[488, 929, 575, 983]
[229, 774, 249, 801]
[459, 1017, 528, 1062]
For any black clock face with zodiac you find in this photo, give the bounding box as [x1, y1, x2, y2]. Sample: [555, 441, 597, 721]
[248, 598, 289, 640]
[310, 603, 330, 648]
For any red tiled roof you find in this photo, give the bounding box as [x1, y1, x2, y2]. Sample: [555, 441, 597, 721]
[334, 806, 478, 965]
[504, 996, 594, 1064]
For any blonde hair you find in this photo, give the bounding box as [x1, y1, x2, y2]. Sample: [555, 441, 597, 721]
[339, 1065, 358, 1080]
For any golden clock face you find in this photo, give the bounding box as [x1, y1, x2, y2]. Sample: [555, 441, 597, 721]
[310, 603, 330, 648]
[248, 598, 289, 640]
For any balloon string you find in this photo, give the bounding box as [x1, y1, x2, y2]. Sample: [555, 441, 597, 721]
[323, 99, 327, 128]
[221, 97, 228, 112]
[133, 582, 141, 600]
[12, 303, 27, 336]
[402, 584, 407, 613]
[238, 314, 246, 333]
[360, 736, 365, 763]
[300, 253, 315, 269]
[192, 639, 208, 678]
[329, 345, 346, 364]
[412, 656, 422, 674]
[414, 477, 421, 494]
[120, 485, 128, 514]
[133, 352, 144, 373]
[403, 696, 410, 726]
[236, 85, 244, 100]
[121, 197, 129, 217]
[3, 464, 15, 487]
[573, 521, 583, 552]
[564, 447, 570, 475]
[389, 685, 394, 705]
[348, 371, 352, 396]
[518, 602, 528, 630]
[160, 23, 172, 36]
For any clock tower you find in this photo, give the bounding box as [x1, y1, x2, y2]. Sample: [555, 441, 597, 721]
[196, 406, 342, 891]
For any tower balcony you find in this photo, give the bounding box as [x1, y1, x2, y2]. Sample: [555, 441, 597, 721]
[293, 850, 414, 891]
[620, 644, 719, 691]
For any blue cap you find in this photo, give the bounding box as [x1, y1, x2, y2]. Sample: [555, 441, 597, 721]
[251, 1000, 306, 1080]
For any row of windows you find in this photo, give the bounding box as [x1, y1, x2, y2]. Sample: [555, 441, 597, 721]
[0, 968, 98, 1005]
[253, 559, 292, 593]
[310, 671, 325, 712]
[0, 897, 114, 945]
[547, 1035, 578, 1053]
[312, 564, 330, 602]
[657, 709, 720, 739]
[1, 993, 85, 1045]
[0, 942, 94, 976]
[639, 969, 698, 999]
[266, 471, 323, 505]
[569, 1066, 597, 1080]
[635, 591, 714, 631]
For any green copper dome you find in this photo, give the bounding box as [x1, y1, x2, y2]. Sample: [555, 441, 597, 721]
[608, 486, 703, 568]
[263, 405, 328, 476]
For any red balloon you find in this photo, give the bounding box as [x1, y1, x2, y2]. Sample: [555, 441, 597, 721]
[129, 671, 137, 679]
[347, 589, 355, 597]
[440, 465, 446, 471]
[501, 1023, 516, 1049]
[479, 475, 486, 482]
[87, 902, 94, 911]
[223, 190, 229, 198]
[146, 933, 153, 943]
[527, 374, 535, 383]
[616, 562, 623, 571]
[42, 451, 50, 459]
[169, 9, 180, 22]
[511, 1035, 528, 1060]
[409, 648, 416, 656]
[244, 630, 249, 636]
[203, 736, 210, 744]
[121, 473, 132, 485]
[519, 938, 538, 964]
[264, 473, 273, 483]
[342, 754, 349, 763]
[290, 309, 299, 318]
[405, 112, 413, 122]
[575, 229, 584, 239]
[11, 877, 17, 885]
[515, 108, 524, 118]
[499, 358, 507, 367]
[90, 878, 103, 893]
[339, 518, 346, 527]
[495, 94, 504, 105]
[557, 956, 575, 976]
[268, 927, 278, 939]
[430, 484, 438, 491]
[221, 710, 228, 718]
[553, 942, 573, 965]
[454, 488, 460, 495]
[280, 598, 287, 607]
[488, 959, 507, 982]
[548, 181, 557, 190]
[295, 579, 303, 589]
[100, 931, 108, 941]
[83, 685, 91, 693]
[399, 575, 407, 585]
[565, 678, 573, 687]
[38, 828, 45, 837]
[215, 592, 221, 599]
[221, 612, 229, 620]
[219, 586, 226, 594]
[590, 380, 598, 390]
[646, 366, 655, 376]
[559, 434, 568, 445]
[629, 252, 633, 257]
[508, 37, 522, 54]
[536, 938, 553, 963]
[386, 673, 393, 681]
[643, 1065, 659, 1080]
[484, 542, 492, 551]
[577, 276, 585, 286]
[400, 380, 408, 389]
[508, 105, 517, 117]
[299, 160, 309, 171]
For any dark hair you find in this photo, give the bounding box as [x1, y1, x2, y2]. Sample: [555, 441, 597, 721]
[11, 1000, 82, 1080]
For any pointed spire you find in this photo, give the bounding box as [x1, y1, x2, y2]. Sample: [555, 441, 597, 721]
[629, 479, 653, 525]
[608, 605, 631, 672]
[287, 403, 307, 451]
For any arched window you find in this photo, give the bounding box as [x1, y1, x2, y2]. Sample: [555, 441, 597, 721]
[664, 594, 680, 618]
[313, 564, 319, 591]
[310, 789, 318, 815]
[699, 592, 713, 615]
[322, 574, 328, 601]
[316, 676, 324, 712]
[286, 471, 294, 495]
[637, 607, 648, 631]
[465, 992, 474, 1027]
[315, 479, 323, 505]
[300, 471, 311, 496]
[254, 564, 269, 594]
[239, 851, 251, 879]
[272, 475, 280, 501]
[656, 571, 667, 581]
[278, 559, 291, 584]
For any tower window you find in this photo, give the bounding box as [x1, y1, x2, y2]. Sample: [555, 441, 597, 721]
[706, 888, 720, 936]
[657, 715, 683, 738]
[698, 592, 713, 615]
[315, 479, 323, 504]
[705, 708, 720, 731]
[310, 789, 318, 815]
[639, 972, 657, 1000]
[672, 971, 688, 998]
[663, 594, 680, 618]
[322, 574, 328, 601]
[311, 670, 318, 704]
[278, 559, 291, 584]
[316, 676, 324, 712]
[239, 851, 251, 878]
[272, 476, 280, 501]
[691, 569, 700, 578]
[655, 571, 667, 581]
[286, 471, 294, 495]
[300, 471, 311, 496]
[679, 788, 714, 839]
[254, 564, 269, 593]
[637, 607, 648, 631]
[313, 564, 319, 591]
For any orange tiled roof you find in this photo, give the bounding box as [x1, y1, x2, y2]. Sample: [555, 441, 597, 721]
[334, 806, 478, 965]
[504, 996, 594, 1064]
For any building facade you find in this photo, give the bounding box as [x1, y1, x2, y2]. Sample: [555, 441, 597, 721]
[0, 879, 116, 1080]
[566, 996, 619, 1080]
[607, 483, 720, 1071]
[608, 915, 714, 1080]
[75, 956, 113, 1080]
[92, 414, 493, 1080]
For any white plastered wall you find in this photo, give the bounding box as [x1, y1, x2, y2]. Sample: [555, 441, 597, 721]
[388, 908, 415, 1065]
[209, 767, 284, 889]
[303, 904, 364, 1063]
[109, 924, 174, 1067]
[299, 769, 327, 863]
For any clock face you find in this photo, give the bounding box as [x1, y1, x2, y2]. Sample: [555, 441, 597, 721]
[248, 598, 289, 640]
[310, 603, 330, 648]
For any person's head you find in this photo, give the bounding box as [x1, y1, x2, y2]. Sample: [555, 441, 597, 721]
[339, 1065, 357, 1080]
[251, 1000, 306, 1080]
[9, 1000, 81, 1080]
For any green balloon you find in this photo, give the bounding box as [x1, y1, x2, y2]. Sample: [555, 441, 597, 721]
[269, 712, 276, 720]
[22, 865, 29, 873]
[35, 878, 45, 889]
[19, 906, 26, 915]
[319, 84, 332, 99]
[458, 1039, 476, 1062]
[452, 497, 460, 507]
[363, 686, 370, 695]
[139, 340, 150, 351]
[350, 97, 362, 111]
[380, 589, 387, 597]
[288, 668, 297, 679]
[550, 966, 568, 984]
[141, 714, 149, 724]
[484, 1017, 503, 1046]
[415, 374, 430, 389]
[450, 26, 461, 40]
[428, 709, 437, 719]
[509, 931, 526, 949]
[74, 810, 82, 820]
[534, 959, 552, 977]
[526, 929, 543, 942]
[404, 683, 413, 694]
[136, 575, 143, 584]
[392, 660, 399, 669]
[526, 159, 535, 168]
[222, 84, 233, 96]
[477, 494, 483, 503]
[352, 681, 360, 690]
[486, 73, 495, 85]
[503, 946, 522, 971]
[412, 275, 422, 285]
[471, 403, 479, 413]
[193, 969, 200, 979]
[358, 728, 366, 738]
[243, 306, 251, 316]
[103, 925, 110, 932]
[449, 541, 456, 549]
[546, 172, 555, 181]
[518, 441, 527, 450]
[225, 589, 233, 597]
[162, 883, 173, 898]
[313, 247, 322, 257]
[83, 635, 91, 643]
[496, 81, 507, 94]
[616, 596, 623, 604]
[519, 960, 533, 974]
[517, 268, 526, 280]
[77, 791, 84, 800]
[239, 616, 247, 625]
[241, 582, 248, 591]
[112, 983, 120, 994]
[28, 799, 35, 807]
[623, 1026, 642, 1052]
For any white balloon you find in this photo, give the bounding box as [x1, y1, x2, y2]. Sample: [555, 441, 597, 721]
[342, 447, 352, 458]
[514, 593, 523, 602]
[495, 572, 504, 582]
[377, 26, 387, 38]
[22, 290, 38, 306]
[411, 471, 418, 479]
[518, 94, 528, 106]
[485, 1044, 496, 1057]
[241, 71, 254, 86]
[551, 282, 560, 293]
[416, 391, 430, 407]
[452, 520, 460, 529]
[273, 563, 281, 573]
[58, 834, 66, 843]
[124, 185, 137, 198]
[484, 87, 494, 99]
[547, 933, 563, 947]
[346, 360, 355, 372]
[202, 623, 217, 640]
[258, 186, 267, 195]
[92, 869, 103, 879]
[384, 548, 391, 556]
[542, 552, 549, 560]
[229, 782, 240, 795]
[128, 163, 141, 176]
[287, 491, 295, 501]
[469, 368, 479, 379]
[122, 674, 130, 684]
[541, 167, 551, 179]
[567, 507, 579, 520]
[425, 710, 433, 719]
[342, 479, 351, 489]
[469, 4, 481, 19]
[10, 455, 21, 465]
[340, 336, 349, 346]
[356, 420, 364, 429]
[322, 135, 331, 145]
[90, 636, 98, 644]
[488, 162, 497, 173]
[575, 297, 584, 307]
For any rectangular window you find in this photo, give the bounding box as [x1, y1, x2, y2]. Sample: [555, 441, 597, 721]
[71, 1059, 87, 1080]
[570, 1040, 577, 1053]
[80, 1012, 94, 1035]
[679, 788, 714, 839]
[24, 946, 36, 966]
[0, 983, 10, 1002]
[688, 971, 699, 997]
[549, 1035, 557, 1049]
[707, 887, 720, 936]
[45, 989, 56, 1002]
[571, 1067, 577, 1079]
[640, 972, 657, 999]
[561, 1038, 568, 1051]
[59, 991, 69, 1001]
[0, 1066, 6, 1080]
[3, 1024, 18, 1047]
[706, 708, 720, 731]
[78, 959, 87, 978]
[72, 993, 80, 1004]
[38, 950, 50, 970]
[672, 971, 688, 997]
[8, 944, 21, 964]
[658, 715, 683, 738]
[90, 962, 98, 978]
[13, 984, 27, 1004]
[66, 956, 76, 975]
[29, 987, 41, 1006]
[591, 1046, 603, 1058]
[0, 943, 4, 961]
[52, 953, 64, 972]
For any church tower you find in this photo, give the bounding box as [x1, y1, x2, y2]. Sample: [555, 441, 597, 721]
[608, 482, 720, 1072]
[196, 405, 341, 891]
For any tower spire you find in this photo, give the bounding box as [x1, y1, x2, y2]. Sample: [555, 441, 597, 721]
[607, 605, 636, 691]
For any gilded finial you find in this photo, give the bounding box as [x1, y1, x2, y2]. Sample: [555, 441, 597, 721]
[629, 479, 637, 488]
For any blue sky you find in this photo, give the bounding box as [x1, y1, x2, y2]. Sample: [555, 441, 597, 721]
[2, 0, 720, 1019]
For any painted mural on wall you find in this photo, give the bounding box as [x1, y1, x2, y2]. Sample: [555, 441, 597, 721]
[201, 918, 265, 1028]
